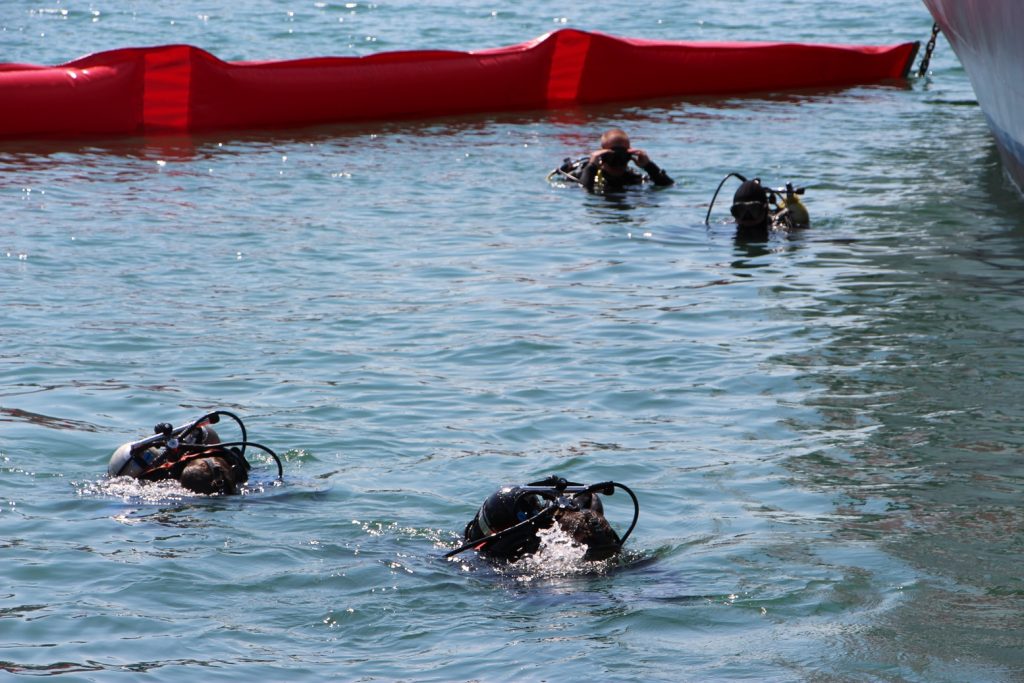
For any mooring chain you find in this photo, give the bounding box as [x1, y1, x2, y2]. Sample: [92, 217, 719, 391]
[917, 23, 940, 77]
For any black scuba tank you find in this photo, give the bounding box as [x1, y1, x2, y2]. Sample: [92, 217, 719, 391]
[463, 486, 551, 560]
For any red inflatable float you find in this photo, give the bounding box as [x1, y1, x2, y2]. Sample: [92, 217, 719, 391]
[0, 29, 918, 138]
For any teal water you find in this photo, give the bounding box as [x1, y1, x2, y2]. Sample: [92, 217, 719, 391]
[3, 2, 1024, 681]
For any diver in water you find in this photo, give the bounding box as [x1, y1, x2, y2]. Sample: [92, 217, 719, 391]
[445, 476, 639, 563]
[551, 128, 674, 194]
[107, 410, 283, 495]
[706, 173, 811, 241]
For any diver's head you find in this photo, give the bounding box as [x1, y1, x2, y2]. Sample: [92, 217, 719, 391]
[600, 128, 631, 149]
[598, 128, 633, 176]
[731, 179, 770, 231]
[179, 455, 246, 495]
[553, 505, 620, 561]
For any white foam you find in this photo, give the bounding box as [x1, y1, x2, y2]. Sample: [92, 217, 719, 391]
[78, 476, 196, 504]
[503, 525, 606, 582]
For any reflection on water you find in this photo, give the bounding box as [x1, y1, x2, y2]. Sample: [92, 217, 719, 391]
[580, 186, 673, 230]
[1, 406, 103, 432]
[777, 182, 1024, 670]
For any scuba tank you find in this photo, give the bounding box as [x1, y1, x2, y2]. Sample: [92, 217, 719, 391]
[462, 485, 551, 560]
[108, 418, 219, 478]
[774, 182, 811, 229]
[546, 156, 588, 184]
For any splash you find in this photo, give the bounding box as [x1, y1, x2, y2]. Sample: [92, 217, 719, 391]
[77, 476, 204, 504]
[503, 525, 609, 582]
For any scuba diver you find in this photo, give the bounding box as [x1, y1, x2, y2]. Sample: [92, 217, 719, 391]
[107, 410, 283, 495]
[705, 173, 811, 240]
[445, 475, 639, 563]
[548, 128, 674, 194]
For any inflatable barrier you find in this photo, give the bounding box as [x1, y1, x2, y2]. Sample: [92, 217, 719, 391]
[0, 29, 919, 138]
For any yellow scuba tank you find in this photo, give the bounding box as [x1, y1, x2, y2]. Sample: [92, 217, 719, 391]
[777, 183, 810, 228]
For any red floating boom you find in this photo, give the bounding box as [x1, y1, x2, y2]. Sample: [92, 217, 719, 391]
[0, 29, 918, 138]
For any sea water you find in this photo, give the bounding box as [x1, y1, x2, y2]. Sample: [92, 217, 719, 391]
[2, 2, 1023, 681]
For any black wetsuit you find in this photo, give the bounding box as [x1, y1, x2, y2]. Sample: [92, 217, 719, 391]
[734, 219, 771, 243]
[578, 160, 674, 193]
[735, 211, 797, 242]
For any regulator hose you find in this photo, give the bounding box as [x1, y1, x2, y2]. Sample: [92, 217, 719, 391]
[704, 172, 748, 225]
[177, 410, 248, 458]
[129, 410, 282, 481]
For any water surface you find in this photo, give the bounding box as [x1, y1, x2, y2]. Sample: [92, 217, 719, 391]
[2, 2, 1023, 681]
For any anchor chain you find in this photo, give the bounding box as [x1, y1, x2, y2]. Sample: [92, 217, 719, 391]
[917, 23, 940, 77]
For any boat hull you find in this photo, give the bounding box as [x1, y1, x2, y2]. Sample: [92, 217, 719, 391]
[923, 0, 1024, 190]
[0, 29, 918, 139]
